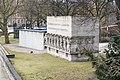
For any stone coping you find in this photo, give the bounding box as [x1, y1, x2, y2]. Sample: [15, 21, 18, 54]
[20, 29, 47, 33]
[0, 44, 22, 80]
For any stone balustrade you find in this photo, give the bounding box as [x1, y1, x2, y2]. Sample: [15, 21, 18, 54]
[44, 33, 95, 54]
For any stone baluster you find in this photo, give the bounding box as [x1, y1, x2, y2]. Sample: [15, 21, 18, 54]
[62, 37, 65, 50]
[50, 34, 52, 46]
[56, 35, 58, 48]
[60, 36, 62, 49]
[54, 35, 56, 48]
[53, 34, 55, 47]
[58, 36, 60, 49]
[47, 34, 50, 45]
[67, 37, 70, 52]
[61, 36, 64, 49]
[51, 34, 53, 47]
[44, 33, 46, 45]
[64, 37, 67, 52]
[54, 35, 57, 48]
[49, 34, 51, 46]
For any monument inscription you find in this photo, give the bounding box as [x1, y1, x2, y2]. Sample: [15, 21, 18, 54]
[47, 16, 72, 37]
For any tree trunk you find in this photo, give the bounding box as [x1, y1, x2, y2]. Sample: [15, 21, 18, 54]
[4, 31, 10, 44]
[115, 0, 120, 10]
[3, 21, 10, 44]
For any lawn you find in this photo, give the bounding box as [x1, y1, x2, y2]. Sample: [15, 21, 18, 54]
[0, 37, 95, 80]
[8, 50, 95, 80]
[0, 37, 19, 44]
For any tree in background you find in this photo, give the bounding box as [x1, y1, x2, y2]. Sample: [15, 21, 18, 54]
[49, 0, 79, 16]
[21, 0, 36, 29]
[115, 0, 120, 26]
[0, 0, 23, 44]
[21, 0, 50, 28]
[49, 0, 116, 41]
[33, 0, 49, 27]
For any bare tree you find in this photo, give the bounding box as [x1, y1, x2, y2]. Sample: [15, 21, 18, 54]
[0, 0, 23, 44]
[115, 0, 120, 24]
[21, 0, 36, 29]
[33, 0, 49, 27]
[49, 0, 80, 16]
[49, 0, 116, 41]
[89, 0, 116, 41]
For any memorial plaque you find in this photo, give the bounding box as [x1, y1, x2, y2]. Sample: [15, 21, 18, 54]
[47, 16, 72, 37]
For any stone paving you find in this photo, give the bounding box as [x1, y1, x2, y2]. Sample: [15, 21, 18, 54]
[0, 58, 10, 80]
[3, 43, 108, 54]
[4, 43, 47, 54]
[4, 43, 108, 54]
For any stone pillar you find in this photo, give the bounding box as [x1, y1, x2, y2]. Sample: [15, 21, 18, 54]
[50, 34, 52, 46]
[63, 37, 65, 50]
[47, 34, 49, 46]
[56, 35, 59, 48]
[44, 33, 47, 45]
[65, 38, 67, 52]
[48, 34, 50, 46]
[61, 36, 64, 49]
[59, 36, 62, 49]
[54, 35, 57, 48]
[67, 37, 71, 53]
[58, 36, 60, 49]
[51, 34, 54, 47]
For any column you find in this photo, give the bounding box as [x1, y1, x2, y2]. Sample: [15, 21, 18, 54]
[44, 33, 47, 45]
[59, 36, 62, 49]
[67, 37, 71, 53]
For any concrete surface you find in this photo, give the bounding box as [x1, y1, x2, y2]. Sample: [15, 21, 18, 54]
[0, 59, 10, 80]
[4, 43, 47, 54]
[4, 43, 108, 54]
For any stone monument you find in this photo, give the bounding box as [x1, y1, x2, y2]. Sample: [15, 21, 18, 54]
[45, 16, 99, 61]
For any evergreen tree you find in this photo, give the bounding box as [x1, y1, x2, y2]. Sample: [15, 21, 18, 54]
[95, 36, 120, 80]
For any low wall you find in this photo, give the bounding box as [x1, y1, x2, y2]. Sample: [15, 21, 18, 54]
[19, 29, 46, 50]
[0, 44, 22, 80]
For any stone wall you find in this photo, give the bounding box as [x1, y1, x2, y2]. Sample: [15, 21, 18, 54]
[46, 16, 99, 61]
[47, 16, 72, 37]
[19, 29, 46, 50]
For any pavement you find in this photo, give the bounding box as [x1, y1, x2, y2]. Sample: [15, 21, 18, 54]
[3, 43, 109, 54]
[0, 55, 10, 80]
[4, 43, 47, 54]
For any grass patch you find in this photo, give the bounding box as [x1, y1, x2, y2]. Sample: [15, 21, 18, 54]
[8, 49, 95, 80]
[0, 37, 19, 44]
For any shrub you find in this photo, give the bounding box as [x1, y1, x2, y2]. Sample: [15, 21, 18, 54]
[95, 36, 120, 80]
